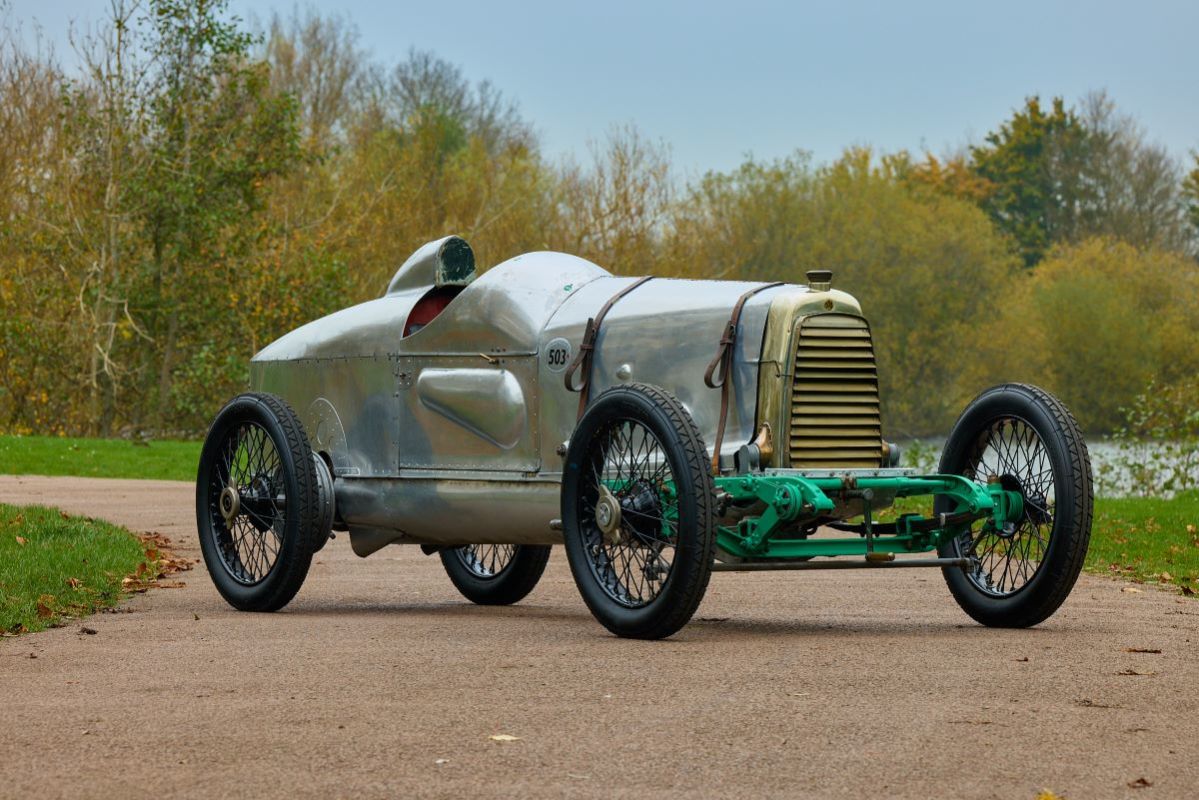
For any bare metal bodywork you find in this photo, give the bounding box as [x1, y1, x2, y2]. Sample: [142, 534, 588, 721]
[252, 237, 877, 556]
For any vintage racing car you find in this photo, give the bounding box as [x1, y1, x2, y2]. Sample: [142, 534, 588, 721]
[196, 236, 1093, 639]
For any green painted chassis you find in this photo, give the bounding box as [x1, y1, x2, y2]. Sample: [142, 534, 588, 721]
[637, 470, 1024, 566]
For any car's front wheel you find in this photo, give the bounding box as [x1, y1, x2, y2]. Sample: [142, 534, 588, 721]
[561, 383, 716, 640]
[439, 544, 551, 605]
[937, 383, 1093, 627]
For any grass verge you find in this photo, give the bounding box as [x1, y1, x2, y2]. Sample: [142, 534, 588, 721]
[0, 503, 155, 634]
[0, 434, 200, 482]
[1086, 491, 1199, 594]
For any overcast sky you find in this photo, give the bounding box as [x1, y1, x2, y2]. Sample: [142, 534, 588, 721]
[8, 0, 1198, 176]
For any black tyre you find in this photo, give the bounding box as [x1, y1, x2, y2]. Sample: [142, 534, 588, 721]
[936, 383, 1093, 627]
[196, 392, 326, 612]
[440, 544, 551, 605]
[562, 383, 716, 640]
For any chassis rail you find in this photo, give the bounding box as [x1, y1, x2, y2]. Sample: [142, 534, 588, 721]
[711, 556, 973, 572]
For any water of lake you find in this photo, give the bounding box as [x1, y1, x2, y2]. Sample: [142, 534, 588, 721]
[895, 438, 1197, 498]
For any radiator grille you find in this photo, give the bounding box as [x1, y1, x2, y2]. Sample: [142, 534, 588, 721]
[789, 314, 883, 468]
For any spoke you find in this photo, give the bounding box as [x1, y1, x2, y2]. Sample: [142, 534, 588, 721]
[578, 417, 678, 608]
[961, 416, 1056, 598]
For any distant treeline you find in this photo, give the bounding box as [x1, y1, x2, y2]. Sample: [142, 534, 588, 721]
[1, 0, 1197, 439]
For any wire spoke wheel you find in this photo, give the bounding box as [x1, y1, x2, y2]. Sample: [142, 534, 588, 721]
[956, 417, 1055, 597]
[455, 544, 517, 578]
[440, 542, 550, 606]
[196, 393, 325, 612]
[562, 384, 715, 640]
[208, 421, 287, 585]
[937, 384, 1092, 628]
[577, 418, 679, 608]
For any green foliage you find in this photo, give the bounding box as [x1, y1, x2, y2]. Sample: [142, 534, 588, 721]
[970, 96, 1089, 267]
[965, 238, 1199, 434]
[966, 93, 1192, 265]
[0, 503, 153, 634]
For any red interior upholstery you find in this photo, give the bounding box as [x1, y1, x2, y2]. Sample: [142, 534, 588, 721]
[404, 286, 465, 337]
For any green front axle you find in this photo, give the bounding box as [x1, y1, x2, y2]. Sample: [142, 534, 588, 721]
[712, 471, 1023, 562]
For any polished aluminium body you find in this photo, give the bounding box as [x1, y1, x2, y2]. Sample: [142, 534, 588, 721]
[251, 236, 869, 557]
[202, 234, 1091, 638]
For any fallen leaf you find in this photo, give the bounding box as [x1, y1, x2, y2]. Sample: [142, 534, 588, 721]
[434, 759, 449, 766]
[1123, 647, 1162, 654]
[1116, 669, 1155, 676]
[58, 510, 69, 520]
[1036, 791, 1065, 800]
[27, 652, 36, 659]
[193, 613, 200, 621]
[1187, 524, 1197, 535]
[36, 595, 54, 619]
[1075, 698, 1122, 709]
[1128, 777, 1153, 789]
[79, 626, 97, 635]
[1015, 656, 1030, 662]
[1182, 586, 1195, 596]
[1159, 571, 1173, 582]
[1121, 587, 1143, 594]
[489, 734, 521, 742]
[66, 577, 82, 589]
[14, 535, 26, 546]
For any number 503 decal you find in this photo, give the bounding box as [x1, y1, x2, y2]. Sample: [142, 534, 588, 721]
[544, 337, 572, 372]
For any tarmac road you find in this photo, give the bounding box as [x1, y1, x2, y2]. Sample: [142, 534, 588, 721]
[1, 475, 1197, 799]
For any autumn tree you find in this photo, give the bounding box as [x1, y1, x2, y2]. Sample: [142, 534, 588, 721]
[1184, 151, 1199, 237]
[969, 96, 1089, 266]
[1074, 91, 1190, 254]
[962, 237, 1199, 432]
[264, 8, 362, 148]
[968, 93, 1192, 265]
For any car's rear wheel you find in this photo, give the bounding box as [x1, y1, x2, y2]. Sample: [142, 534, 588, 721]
[561, 383, 715, 640]
[196, 392, 330, 612]
[936, 383, 1092, 627]
[440, 544, 551, 605]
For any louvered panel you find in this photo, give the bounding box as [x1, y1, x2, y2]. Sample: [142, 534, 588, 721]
[788, 314, 883, 468]
[789, 426, 881, 437]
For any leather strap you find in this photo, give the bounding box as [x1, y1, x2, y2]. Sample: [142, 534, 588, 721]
[704, 282, 784, 474]
[564, 276, 654, 419]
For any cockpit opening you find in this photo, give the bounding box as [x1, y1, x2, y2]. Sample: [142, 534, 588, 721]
[404, 285, 466, 337]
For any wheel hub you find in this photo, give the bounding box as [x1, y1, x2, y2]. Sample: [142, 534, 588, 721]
[620, 480, 665, 541]
[219, 485, 240, 523]
[595, 486, 622, 544]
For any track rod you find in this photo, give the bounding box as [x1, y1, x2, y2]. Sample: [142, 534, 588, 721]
[710, 557, 972, 572]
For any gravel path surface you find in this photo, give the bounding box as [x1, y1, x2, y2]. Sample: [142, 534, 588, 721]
[1, 475, 1196, 799]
